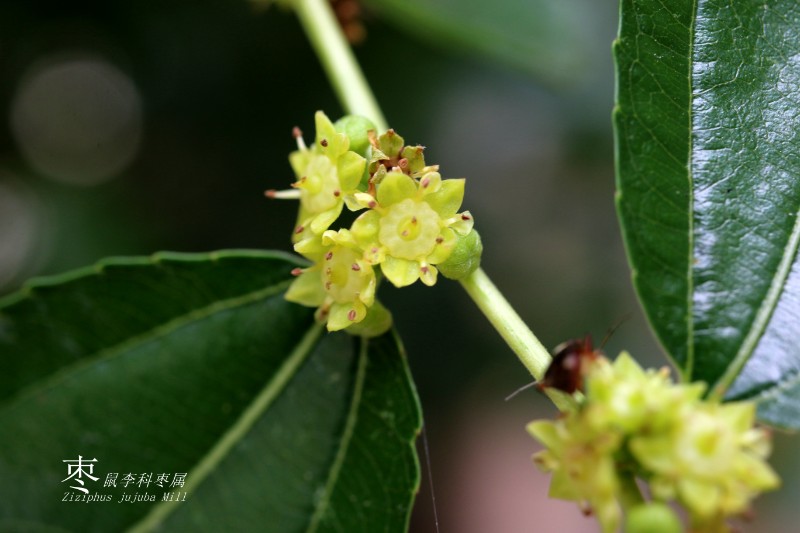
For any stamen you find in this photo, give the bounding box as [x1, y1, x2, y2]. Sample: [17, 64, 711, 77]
[351, 263, 361, 271]
[435, 236, 444, 243]
[325, 251, 333, 260]
[290, 267, 303, 276]
[421, 177, 430, 188]
[266, 189, 301, 200]
[295, 225, 305, 234]
[461, 214, 472, 221]
[347, 309, 357, 321]
[333, 189, 341, 197]
[320, 138, 328, 147]
[293, 127, 307, 150]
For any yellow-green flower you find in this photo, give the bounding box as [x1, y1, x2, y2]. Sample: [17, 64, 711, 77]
[350, 169, 474, 287]
[285, 229, 388, 333]
[528, 415, 623, 533]
[528, 352, 780, 533]
[287, 111, 367, 237]
[630, 401, 779, 530]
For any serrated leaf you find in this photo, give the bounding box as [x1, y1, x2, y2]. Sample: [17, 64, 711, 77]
[614, 0, 800, 427]
[0, 250, 421, 531]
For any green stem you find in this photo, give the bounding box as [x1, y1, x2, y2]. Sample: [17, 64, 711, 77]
[460, 268, 550, 380]
[292, 0, 552, 382]
[293, 0, 388, 131]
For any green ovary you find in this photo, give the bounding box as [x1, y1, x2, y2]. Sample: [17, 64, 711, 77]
[378, 198, 440, 260]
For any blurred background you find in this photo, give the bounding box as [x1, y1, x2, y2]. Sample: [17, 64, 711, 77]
[0, 1, 797, 531]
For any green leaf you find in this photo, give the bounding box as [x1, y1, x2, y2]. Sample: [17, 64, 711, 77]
[361, 0, 590, 84]
[614, 0, 800, 427]
[0, 251, 421, 531]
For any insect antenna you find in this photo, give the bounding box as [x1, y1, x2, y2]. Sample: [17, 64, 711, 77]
[598, 313, 632, 350]
[504, 381, 539, 402]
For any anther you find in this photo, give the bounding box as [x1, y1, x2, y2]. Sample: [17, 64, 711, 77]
[411, 216, 417, 224]
[368, 200, 377, 208]
[295, 225, 305, 234]
[292, 126, 303, 138]
[320, 139, 328, 147]
[333, 190, 341, 197]
[325, 251, 333, 260]
[347, 309, 357, 321]
[398, 158, 409, 169]
[290, 267, 303, 276]
[436, 236, 444, 243]
[325, 281, 332, 290]
[461, 214, 471, 220]
[351, 263, 361, 271]
[421, 177, 430, 188]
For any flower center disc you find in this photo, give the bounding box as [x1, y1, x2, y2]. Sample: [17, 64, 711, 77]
[379, 198, 440, 260]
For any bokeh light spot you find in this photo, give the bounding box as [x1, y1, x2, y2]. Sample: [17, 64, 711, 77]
[10, 56, 143, 186]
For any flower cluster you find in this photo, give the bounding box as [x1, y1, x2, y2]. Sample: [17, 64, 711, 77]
[528, 353, 779, 533]
[272, 111, 482, 335]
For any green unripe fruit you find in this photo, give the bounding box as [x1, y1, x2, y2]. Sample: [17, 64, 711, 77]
[438, 229, 482, 280]
[625, 503, 682, 533]
[335, 115, 376, 158]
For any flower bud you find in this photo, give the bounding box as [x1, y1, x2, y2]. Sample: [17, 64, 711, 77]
[438, 229, 482, 280]
[625, 503, 682, 533]
[334, 115, 376, 158]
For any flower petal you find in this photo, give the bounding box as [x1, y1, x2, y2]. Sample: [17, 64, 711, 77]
[327, 301, 366, 331]
[425, 178, 465, 218]
[344, 300, 393, 338]
[419, 263, 438, 286]
[309, 202, 344, 234]
[381, 256, 420, 287]
[337, 150, 367, 191]
[351, 210, 380, 246]
[285, 271, 325, 307]
[315, 110, 348, 157]
[377, 171, 417, 207]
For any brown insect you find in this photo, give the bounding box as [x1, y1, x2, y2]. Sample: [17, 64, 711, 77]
[505, 317, 629, 401]
[536, 335, 601, 394]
